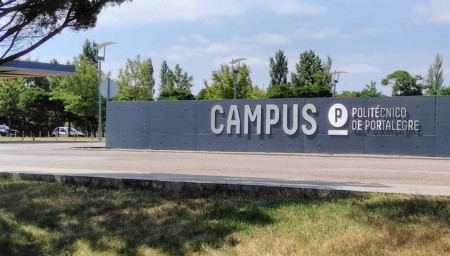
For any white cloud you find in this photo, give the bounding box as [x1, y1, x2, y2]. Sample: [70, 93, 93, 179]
[191, 34, 210, 44]
[234, 27, 344, 47]
[160, 26, 344, 65]
[336, 63, 380, 74]
[178, 34, 210, 44]
[242, 33, 292, 46]
[162, 42, 231, 62]
[213, 56, 266, 67]
[243, 56, 268, 69]
[411, 0, 450, 24]
[294, 28, 345, 40]
[98, 0, 245, 27]
[98, 0, 327, 27]
[262, 0, 327, 15]
[205, 43, 230, 55]
[360, 27, 388, 36]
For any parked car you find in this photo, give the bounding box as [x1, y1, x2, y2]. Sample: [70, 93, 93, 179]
[51, 127, 85, 137]
[0, 125, 9, 136]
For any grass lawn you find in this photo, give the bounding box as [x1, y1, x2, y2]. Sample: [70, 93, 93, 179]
[0, 178, 449, 256]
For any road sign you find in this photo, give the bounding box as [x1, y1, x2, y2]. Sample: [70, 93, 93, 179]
[100, 78, 119, 100]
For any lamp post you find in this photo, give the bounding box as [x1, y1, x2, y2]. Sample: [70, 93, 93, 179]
[230, 58, 246, 99]
[330, 70, 347, 97]
[95, 42, 115, 141]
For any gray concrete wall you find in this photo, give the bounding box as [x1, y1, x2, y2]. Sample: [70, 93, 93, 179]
[106, 96, 450, 156]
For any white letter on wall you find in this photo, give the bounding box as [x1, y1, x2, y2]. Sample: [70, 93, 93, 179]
[211, 105, 224, 134]
[227, 105, 241, 134]
[265, 104, 280, 135]
[282, 104, 298, 135]
[301, 103, 317, 136]
[244, 105, 262, 134]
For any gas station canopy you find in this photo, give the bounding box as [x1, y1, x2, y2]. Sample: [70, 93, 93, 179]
[0, 60, 75, 78]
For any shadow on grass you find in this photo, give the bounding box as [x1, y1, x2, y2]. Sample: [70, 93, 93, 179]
[1, 178, 392, 255]
[0, 179, 287, 255]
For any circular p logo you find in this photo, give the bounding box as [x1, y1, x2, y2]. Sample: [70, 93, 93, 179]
[328, 103, 348, 128]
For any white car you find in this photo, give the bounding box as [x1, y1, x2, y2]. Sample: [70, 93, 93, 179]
[51, 127, 85, 137]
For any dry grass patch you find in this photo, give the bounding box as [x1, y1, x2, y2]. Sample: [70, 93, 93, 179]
[0, 178, 449, 255]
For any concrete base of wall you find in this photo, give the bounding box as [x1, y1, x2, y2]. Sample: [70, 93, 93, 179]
[0, 172, 365, 198]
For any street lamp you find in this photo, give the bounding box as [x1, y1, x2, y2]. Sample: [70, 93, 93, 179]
[95, 41, 115, 141]
[230, 58, 246, 99]
[330, 70, 347, 97]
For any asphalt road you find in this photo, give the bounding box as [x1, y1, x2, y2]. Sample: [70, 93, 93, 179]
[1, 142, 450, 196]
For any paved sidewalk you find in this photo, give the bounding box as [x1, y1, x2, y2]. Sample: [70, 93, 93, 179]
[1, 142, 450, 196]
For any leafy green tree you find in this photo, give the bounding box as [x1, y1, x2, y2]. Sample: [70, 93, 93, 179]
[337, 81, 383, 98]
[425, 54, 444, 96]
[26, 77, 52, 92]
[382, 70, 423, 96]
[337, 81, 382, 98]
[51, 58, 98, 132]
[323, 56, 333, 73]
[19, 75, 61, 135]
[360, 81, 382, 97]
[291, 50, 323, 87]
[439, 86, 450, 95]
[266, 84, 295, 98]
[171, 64, 193, 90]
[158, 88, 195, 101]
[18, 87, 52, 136]
[311, 71, 332, 88]
[159, 60, 170, 92]
[158, 62, 194, 100]
[293, 85, 332, 98]
[0, 0, 130, 66]
[289, 50, 332, 97]
[80, 39, 98, 64]
[0, 0, 130, 65]
[202, 64, 253, 100]
[337, 91, 361, 98]
[196, 87, 210, 100]
[116, 55, 155, 101]
[249, 86, 266, 99]
[269, 50, 288, 87]
[196, 81, 209, 100]
[0, 78, 25, 126]
[203, 64, 234, 100]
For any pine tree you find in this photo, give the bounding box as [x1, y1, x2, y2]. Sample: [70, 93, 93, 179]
[269, 50, 288, 87]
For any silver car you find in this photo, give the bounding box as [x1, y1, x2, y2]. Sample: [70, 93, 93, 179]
[51, 127, 85, 137]
[0, 125, 9, 136]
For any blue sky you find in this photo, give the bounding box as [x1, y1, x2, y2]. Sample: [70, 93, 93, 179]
[29, 0, 450, 96]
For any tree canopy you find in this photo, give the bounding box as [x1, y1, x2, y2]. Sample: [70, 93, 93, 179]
[158, 61, 194, 101]
[158, 87, 195, 101]
[80, 39, 98, 64]
[269, 49, 288, 87]
[291, 50, 324, 88]
[202, 64, 253, 100]
[337, 81, 382, 98]
[159, 60, 170, 92]
[382, 70, 423, 96]
[116, 55, 155, 101]
[51, 57, 98, 132]
[286, 50, 332, 98]
[0, 78, 24, 126]
[425, 53, 444, 96]
[0, 0, 129, 65]
[160, 63, 193, 91]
